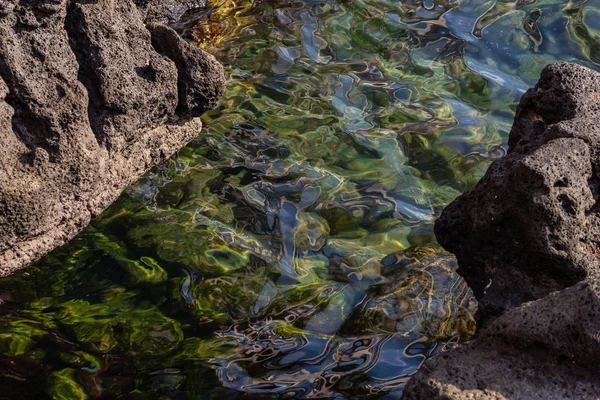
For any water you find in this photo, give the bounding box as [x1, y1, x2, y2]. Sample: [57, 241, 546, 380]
[1, 0, 598, 398]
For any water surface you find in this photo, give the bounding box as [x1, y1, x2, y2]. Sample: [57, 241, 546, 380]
[0, 0, 598, 398]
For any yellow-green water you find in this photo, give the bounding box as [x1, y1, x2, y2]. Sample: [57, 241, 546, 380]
[0, 0, 598, 398]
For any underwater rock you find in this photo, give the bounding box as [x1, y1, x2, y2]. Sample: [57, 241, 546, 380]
[0, 0, 225, 275]
[403, 62, 600, 399]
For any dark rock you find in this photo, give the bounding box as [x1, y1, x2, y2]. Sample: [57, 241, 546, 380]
[403, 281, 600, 399]
[0, 0, 224, 275]
[402, 62, 600, 399]
[435, 62, 600, 321]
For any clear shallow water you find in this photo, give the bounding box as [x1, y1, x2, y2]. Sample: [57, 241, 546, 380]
[1, 0, 599, 398]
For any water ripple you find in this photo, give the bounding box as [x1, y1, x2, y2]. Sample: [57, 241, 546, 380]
[0, 0, 598, 398]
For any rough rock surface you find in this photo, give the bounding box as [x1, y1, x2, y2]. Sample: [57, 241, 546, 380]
[402, 62, 600, 399]
[0, 0, 225, 276]
[148, 22, 224, 114]
[403, 281, 600, 400]
[435, 62, 600, 321]
[139, 0, 205, 25]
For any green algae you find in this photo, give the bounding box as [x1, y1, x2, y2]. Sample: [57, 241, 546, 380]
[47, 369, 87, 400]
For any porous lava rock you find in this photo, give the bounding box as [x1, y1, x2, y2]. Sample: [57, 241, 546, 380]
[436, 62, 600, 321]
[139, 0, 205, 25]
[0, 0, 225, 276]
[402, 62, 600, 399]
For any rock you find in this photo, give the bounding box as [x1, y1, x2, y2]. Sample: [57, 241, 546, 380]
[67, 0, 181, 153]
[0, 0, 225, 276]
[435, 62, 600, 321]
[403, 281, 600, 400]
[139, 0, 206, 25]
[402, 62, 600, 399]
[148, 22, 226, 115]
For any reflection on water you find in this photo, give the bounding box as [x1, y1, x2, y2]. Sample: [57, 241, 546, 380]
[1, 0, 599, 398]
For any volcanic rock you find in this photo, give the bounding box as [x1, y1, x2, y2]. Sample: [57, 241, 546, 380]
[402, 62, 600, 399]
[0, 0, 225, 275]
[436, 62, 600, 321]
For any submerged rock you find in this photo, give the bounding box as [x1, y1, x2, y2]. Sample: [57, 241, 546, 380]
[0, 0, 225, 275]
[403, 62, 600, 399]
